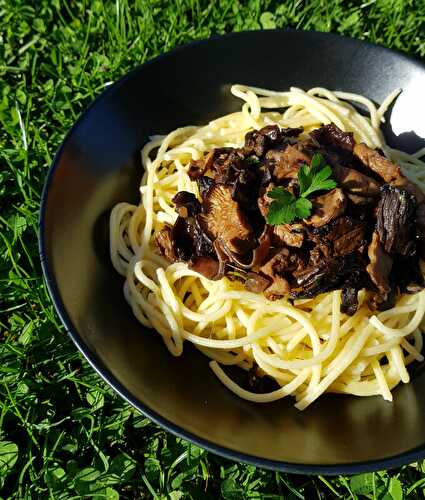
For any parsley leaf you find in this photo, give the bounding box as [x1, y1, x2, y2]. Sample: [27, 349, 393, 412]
[294, 197, 312, 218]
[265, 153, 336, 225]
[309, 152, 325, 175]
[268, 187, 295, 203]
[297, 163, 310, 196]
[267, 200, 297, 225]
[298, 156, 336, 198]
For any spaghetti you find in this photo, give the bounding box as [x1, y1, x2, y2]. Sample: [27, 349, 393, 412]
[110, 85, 425, 410]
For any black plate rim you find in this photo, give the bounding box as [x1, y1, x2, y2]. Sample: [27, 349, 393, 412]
[39, 28, 425, 474]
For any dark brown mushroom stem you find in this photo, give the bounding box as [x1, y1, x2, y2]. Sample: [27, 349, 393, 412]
[366, 231, 394, 310]
[154, 123, 425, 315]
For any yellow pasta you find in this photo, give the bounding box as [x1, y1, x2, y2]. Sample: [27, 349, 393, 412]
[110, 85, 425, 409]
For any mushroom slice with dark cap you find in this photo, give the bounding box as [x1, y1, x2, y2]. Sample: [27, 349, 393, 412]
[291, 253, 365, 302]
[213, 226, 272, 271]
[341, 287, 359, 316]
[346, 193, 375, 208]
[376, 185, 416, 256]
[310, 123, 355, 152]
[172, 191, 201, 218]
[198, 184, 255, 254]
[242, 125, 303, 157]
[188, 147, 242, 181]
[264, 277, 291, 299]
[243, 125, 280, 157]
[231, 166, 262, 212]
[170, 217, 196, 261]
[366, 231, 394, 310]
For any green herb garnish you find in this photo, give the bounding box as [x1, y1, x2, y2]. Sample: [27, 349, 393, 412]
[266, 153, 336, 225]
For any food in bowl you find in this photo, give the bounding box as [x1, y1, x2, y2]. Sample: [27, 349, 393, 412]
[110, 85, 425, 410]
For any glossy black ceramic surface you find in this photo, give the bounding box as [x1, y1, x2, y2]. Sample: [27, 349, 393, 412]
[40, 30, 425, 474]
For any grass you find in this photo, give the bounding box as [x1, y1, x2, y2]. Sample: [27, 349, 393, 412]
[1, 0, 425, 498]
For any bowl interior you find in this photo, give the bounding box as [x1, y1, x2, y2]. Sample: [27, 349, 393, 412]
[41, 30, 425, 472]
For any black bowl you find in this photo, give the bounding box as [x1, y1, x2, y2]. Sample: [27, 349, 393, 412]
[40, 30, 425, 474]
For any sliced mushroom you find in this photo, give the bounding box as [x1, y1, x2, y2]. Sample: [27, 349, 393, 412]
[258, 183, 274, 218]
[260, 248, 290, 276]
[154, 225, 177, 262]
[213, 238, 252, 270]
[306, 216, 366, 258]
[333, 223, 366, 257]
[231, 166, 261, 211]
[172, 191, 201, 218]
[353, 143, 425, 203]
[264, 277, 291, 300]
[347, 193, 375, 207]
[366, 231, 393, 310]
[242, 124, 293, 157]
[267, 144, 310, 181]
[250, 227, 272, 268]
[214, 226, 272, 271]
[212, 239, 230, 279]
[273, 223, 304, 248]
[260, 248, 294, 299]
[376, 184, 416, 255]
[188, 147, 242, 181]
[291, 253, 365, 301]
[341, 287, 359, 316]
[305, 188, 346, 228]
[308, 243, 331, 265]
[393, 177, 425, 204]
[260, 163, 273, 187]
[282, 126, 304, 138]
[310, 123, 355, 152]
[198, 184, 255, 254]
[245, 272, 271, 293]
[243, 129, 269, 157]
[188, 256, 221, 280]
[332, 164, 381, 197]
[391, 253, 424, 295]
[196, 175, 215, 198]
[353, 143, 401, 183]
[213, 148, 245, 183]
[171, 217, 196, 261]
[188, 150, 215, 179]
